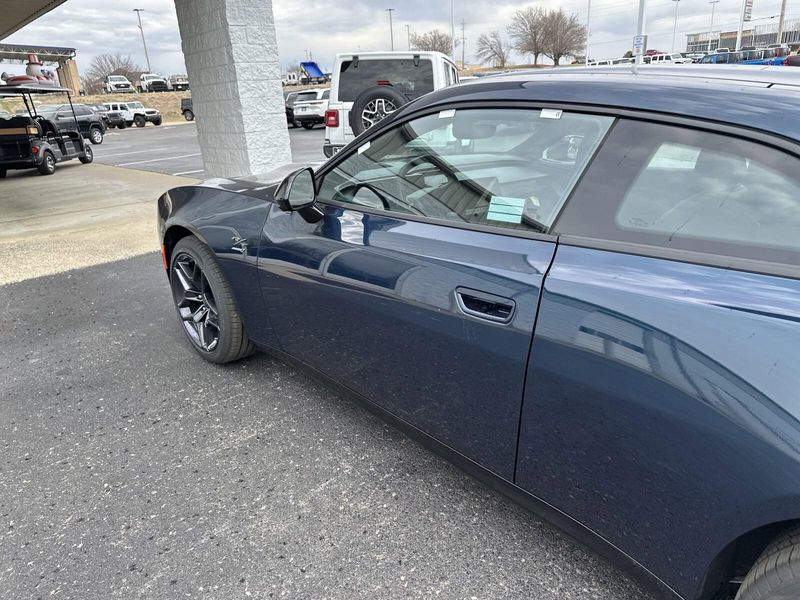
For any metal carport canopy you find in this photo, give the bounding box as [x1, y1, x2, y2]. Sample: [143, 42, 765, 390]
[0, 0, 68, 40]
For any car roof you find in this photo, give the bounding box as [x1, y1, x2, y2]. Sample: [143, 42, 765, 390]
[412, 67, 800, 142]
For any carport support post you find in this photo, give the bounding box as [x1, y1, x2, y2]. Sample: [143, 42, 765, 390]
[173, 0, 292, 178]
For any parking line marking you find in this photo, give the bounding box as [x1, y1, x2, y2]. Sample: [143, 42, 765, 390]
[97, 147, 170, 158]
[172, 169, 205, 176]
[118, 153, 201, 166]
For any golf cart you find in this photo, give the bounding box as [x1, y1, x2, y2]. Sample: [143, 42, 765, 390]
[0, 84, 93, 178]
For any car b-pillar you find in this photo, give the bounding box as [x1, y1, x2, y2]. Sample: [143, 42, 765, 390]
[173, 0, 292, 177]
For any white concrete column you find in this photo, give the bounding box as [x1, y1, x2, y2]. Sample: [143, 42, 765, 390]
[174, 0, 291, 178]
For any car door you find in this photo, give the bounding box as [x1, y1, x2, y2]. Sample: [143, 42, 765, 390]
[514, 117, 800, 599]
[258, 106, 614, 479]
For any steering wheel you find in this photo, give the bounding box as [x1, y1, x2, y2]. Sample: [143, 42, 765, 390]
[399, 155, 459, 186]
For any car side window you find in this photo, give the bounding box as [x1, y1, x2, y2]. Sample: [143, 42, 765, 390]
[554, 119, 800, 266]
[317, 108, 614, 233]
[322, 89, 330, 100]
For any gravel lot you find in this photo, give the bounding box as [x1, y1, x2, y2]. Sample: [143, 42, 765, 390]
[0, 125, 649, 600]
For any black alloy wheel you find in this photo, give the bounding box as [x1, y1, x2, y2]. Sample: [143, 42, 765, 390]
[38, 151, 56, 175]
[169, 237, 255, 363]
[171, 251, 222, 353]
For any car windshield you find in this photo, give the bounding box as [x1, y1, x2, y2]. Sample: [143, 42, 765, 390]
[127, 102, 144, 109]
[109, 76, 127, 82]
[37, 105, 61, 116]
[338, 58, 434, 102]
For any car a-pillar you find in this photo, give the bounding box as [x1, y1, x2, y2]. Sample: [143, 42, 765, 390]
[173, 0, 292, 178]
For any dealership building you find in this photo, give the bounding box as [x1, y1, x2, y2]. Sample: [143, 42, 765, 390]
[686, 18, 800, 52]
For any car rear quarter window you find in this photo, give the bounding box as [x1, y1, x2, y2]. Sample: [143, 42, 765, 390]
[318, 108, 614, 234]
[338, 59, 434, 102]
[555, 119, 800, 267]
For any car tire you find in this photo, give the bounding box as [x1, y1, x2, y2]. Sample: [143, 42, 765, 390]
[301, 122, 315, 130]
[349, 86, 408, 135]
[137, 86, 144, 93]
[38, 151, 56, 176]
[153, 117, 163, 126]
[79, 145, 94, 164]
[134, 115, 146, 128]
[735, 526, 800, 600]
[89, 127, 103, 145]
[118, 121, 128, 130]
[0, 168, 6, 178]
[183, 110, 194, 121]
[169, 236, 256, 364]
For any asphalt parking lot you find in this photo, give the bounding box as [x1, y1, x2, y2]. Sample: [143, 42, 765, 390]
[94, 121, 326, 179]
[0, 134, 648, 600]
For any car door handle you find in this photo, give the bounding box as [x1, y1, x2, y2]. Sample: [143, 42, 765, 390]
[455, 287, 516, 324]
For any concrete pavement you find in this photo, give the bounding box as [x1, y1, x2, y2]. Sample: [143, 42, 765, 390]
[0, 148, 649, 600]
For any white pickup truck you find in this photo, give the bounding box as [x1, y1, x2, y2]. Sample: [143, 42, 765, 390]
[323, 51, 459, 158]
[102, 101, 162, 128]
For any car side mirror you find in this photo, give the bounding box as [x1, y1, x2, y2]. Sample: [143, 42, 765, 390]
[275, 167, 324, 223]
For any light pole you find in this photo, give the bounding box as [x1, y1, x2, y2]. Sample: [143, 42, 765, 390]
[671, 0, 680, 53]
[406, 24, 411, 50]
[450, 0, 456, 60]
[133, 9, 152, 73]
[386, 8, 395, 51]
[585, 0, 591, 65]
[707, 0, 720, 52]
[634, 0, 646, 72]
[735, 0, 747, 50]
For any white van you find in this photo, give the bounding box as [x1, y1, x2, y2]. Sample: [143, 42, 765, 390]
[323, 51, 459, 158]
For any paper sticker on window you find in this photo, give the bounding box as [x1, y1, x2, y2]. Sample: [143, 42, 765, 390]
[438, 108, 456, 119]
[488, 196, 526, 223]
[357, 141, 370, 154]
[540, 109, 563, 120]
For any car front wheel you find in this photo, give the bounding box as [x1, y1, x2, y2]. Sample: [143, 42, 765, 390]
[134, 115, 146, 127]
[153, 117, 163, 126]
[89, 127, 103, 144]
[736, 526, 800, 600]
[183, 110, 194, 121]
[169, 236, 255, 364]
[79, 145, 94, 164]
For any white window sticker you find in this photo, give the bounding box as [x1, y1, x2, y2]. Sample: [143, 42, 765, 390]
[438, 109, 456, 119]
[357, 141, 370, 154]
[540, 109, 563, 120]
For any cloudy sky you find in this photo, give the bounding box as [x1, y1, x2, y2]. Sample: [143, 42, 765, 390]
[4, 0, 798, 76]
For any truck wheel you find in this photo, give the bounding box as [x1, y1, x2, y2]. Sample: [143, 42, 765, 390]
[137, 86, 144, 93]
[118, 120, 127, 130]
[79, 145, 94, 164]
[736, 526, 800, 600]
[89, 127, 103, 145]
[134, 115, 146, 128]
[38, 151, 56, 175]
[0, 168, 6, 179]
[301, 122, 315, 130]
[153, 117, 163, 126]
[349, 86, 408, 135]
[183, 110, 194, 121]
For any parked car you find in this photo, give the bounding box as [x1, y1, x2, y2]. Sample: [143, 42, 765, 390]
[181, 97, 194, 121]
[168, 74, 190, 91]
[323, 51, 459, 157]
[785, 54, 800, 66]
[284, 90, 301, 127]
[156, 66, 800, 600]
[0, 110, 11, 119]
[86, 103, 125, 129]
[291, 88, 330, 129]
[0, 84, 93, 177]
[282, 72, 301, 86]
[36, 103, 106, 144]
[104, 74, 135, 94]
[103, 101, 162, 128]
[136, 73, 169, 93]
[643, 52, 692, 64]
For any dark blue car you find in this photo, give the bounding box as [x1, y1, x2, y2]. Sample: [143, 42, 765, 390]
[157, 68, 800, 600]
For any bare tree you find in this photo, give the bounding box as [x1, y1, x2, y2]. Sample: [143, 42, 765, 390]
[541, 9, 587, 66]
[475, 32, 510, 68]
[410, 29, 459, 54]
[83, 53, 142, 93]
[507, 7, 546, 66]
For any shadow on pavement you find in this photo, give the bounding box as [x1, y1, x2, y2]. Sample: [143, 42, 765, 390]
[0, 253, 645, 600]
